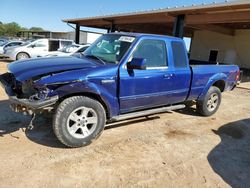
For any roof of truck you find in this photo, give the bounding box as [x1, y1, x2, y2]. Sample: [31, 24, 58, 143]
[108, 32, 182, 41]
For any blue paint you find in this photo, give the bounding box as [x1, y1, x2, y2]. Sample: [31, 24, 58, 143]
[6, 33, 239, 118]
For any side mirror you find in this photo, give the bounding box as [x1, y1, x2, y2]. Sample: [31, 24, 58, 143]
[127, 58, 146, 70]
[30, 44, 36, 48]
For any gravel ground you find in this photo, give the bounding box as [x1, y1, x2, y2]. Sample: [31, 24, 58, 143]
[0, 60, 250, 188]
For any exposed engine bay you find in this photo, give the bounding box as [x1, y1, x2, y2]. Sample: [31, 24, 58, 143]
[0, 72, 59, 115]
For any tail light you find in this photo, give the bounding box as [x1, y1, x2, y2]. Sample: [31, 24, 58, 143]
[235, 70, 240, 81]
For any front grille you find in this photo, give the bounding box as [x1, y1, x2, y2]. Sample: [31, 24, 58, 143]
[21, 79, 37, 97]
[1, 73, 23, 97]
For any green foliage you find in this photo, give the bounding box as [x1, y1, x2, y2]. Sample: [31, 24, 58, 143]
[0, 22, 44, 37]
[1, 22, 22, 36]
[29, 27, 44, 31]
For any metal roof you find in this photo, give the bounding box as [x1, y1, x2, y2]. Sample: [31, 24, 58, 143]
[62, 0, 250, 37]
[63, 0, 250, 23]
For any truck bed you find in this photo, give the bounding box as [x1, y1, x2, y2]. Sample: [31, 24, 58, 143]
[188, 64, 239, 101]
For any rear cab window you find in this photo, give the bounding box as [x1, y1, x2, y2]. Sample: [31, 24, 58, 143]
[171, 41, 188, 68]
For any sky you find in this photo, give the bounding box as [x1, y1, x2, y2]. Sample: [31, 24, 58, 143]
[1, 0, 228, 32]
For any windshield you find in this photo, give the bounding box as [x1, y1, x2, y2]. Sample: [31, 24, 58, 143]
[59, 44, 80, 53]
[0, 40, 8, 46]
[21, 39, 36, 46]
[83, 34, 135, 64]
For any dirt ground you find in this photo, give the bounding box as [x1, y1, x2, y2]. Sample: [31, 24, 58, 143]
[0, 61, 250, 188]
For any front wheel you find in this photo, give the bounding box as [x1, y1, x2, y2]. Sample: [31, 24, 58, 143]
[53, 96, 106, 148]
[196, 86, 221, 116]
[16, 52, 30, 60]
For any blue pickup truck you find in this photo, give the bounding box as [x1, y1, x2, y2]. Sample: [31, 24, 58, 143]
[0, 33, 240, 147]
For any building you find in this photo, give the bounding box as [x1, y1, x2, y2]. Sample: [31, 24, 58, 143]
[18, 30, 102, 44]
[62, 0, 250, 73]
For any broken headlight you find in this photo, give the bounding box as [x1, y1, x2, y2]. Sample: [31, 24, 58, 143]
[29, 88, 50, 101]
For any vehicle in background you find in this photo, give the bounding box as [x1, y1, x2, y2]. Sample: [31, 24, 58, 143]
[0, 38, 8, 46]
[0, 41, 23, 54]
[45, 44, 90, 57]
[3, 38, 74, 60]
[0, 33, 240, 148]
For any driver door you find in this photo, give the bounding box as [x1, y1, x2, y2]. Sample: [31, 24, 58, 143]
[119, 39, 172, 113]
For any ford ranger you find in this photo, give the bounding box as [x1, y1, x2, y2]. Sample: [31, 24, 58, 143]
[0, 33, 240, 147]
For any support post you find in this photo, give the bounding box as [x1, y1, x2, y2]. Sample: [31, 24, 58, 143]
[173, 14, 185, 38]
[110, 22, 116, 33]
[75, 23, 80, 44]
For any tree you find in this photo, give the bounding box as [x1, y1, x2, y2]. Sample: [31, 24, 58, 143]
[29, 27, 44, 31]
[0, 22, 45, 37]
[0, 22, 22, 36]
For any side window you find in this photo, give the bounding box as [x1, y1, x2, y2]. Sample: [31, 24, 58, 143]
[171, 41, 188, 68]
[35, 40, 47, 47]
[61, 41, 73, 48]
[8, 42, 22, 47]
[132, 39, 167, 68]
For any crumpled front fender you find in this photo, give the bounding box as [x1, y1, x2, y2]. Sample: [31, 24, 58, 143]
[52, 81, 119, 118]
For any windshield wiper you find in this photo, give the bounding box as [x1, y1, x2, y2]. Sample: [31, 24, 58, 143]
[84, 55, 106, 65]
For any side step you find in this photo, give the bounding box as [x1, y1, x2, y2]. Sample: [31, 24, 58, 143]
[110, 104, 185, 122]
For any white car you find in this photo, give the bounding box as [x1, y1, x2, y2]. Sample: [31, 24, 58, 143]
[0, 41, 23, 55]
[46, 44, 90, 57]
[4, 38, 74, 60]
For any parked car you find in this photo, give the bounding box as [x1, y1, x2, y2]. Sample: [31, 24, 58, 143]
[0, 33, 240, 148]
[0, 41, 23, 54]
[0, 38, 8, 46]
[45, 44, 90, 57]
[3, 38, 74, 60]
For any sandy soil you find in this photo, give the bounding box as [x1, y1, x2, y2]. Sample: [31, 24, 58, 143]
[0, 61, 250, 188]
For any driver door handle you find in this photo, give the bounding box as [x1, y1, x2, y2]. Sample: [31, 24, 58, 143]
[163, 73, 174, 79]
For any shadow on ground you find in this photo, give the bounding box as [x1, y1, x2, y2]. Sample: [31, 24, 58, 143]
[0, 100, 161, 148]
[208, 118, 250, 188]
[0, 100, 65, 148]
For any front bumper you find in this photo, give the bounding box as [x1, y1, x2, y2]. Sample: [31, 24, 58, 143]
[9, 95, 59, 110]
[0, 73, 59, 114]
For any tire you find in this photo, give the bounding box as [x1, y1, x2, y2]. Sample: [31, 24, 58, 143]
[196, 86, 221, 116]
[16, 52, 30, 60]
[53, 96, 106, 148]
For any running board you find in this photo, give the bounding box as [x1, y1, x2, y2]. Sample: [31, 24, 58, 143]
[110, 104, 185, 122]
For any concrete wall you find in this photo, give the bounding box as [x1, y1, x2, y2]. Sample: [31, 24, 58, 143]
[67, 32, 88, 44]
[87, 33, 101, 44]
[51, 32, 88, 44]
[190, 30, 250, 69]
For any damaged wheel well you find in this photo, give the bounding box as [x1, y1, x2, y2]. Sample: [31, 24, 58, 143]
[58, 93, 110, 119]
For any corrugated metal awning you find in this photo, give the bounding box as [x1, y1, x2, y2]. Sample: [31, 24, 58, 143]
[63, 0, 250, 36]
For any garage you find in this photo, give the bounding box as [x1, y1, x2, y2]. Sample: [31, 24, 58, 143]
[63, 0, 250, 77]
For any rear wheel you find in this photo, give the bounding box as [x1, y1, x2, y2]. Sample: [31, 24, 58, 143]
[53, 96, 106, 148]
[16, 52, 30, 60]
[196, 86, 221, 116]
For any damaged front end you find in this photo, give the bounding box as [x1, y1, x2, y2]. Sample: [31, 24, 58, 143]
[0, 72, 59, 115]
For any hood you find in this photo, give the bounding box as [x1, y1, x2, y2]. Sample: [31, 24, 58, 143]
[8, 56, 98, 81]
[46, 51, 70, 57]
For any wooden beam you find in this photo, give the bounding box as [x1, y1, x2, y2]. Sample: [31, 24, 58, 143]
[113, 14, 174, 24]
[187, 24, 235, 36]
[117, 24, 173, 35]
[186, 11, 250, 25]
